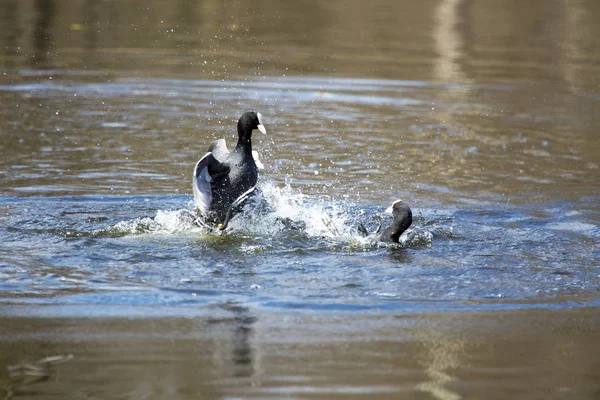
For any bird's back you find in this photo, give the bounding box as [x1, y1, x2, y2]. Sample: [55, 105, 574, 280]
[207, 148, 257, 222]
[225, 148, 258, 199]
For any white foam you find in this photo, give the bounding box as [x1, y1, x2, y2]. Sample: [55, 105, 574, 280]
[228, 181, 355, 240]
[107, 209, 203, 236]
[102, 180, 431, 248]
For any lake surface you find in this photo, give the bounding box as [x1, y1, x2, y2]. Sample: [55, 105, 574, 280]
[1, 0, 599, 399]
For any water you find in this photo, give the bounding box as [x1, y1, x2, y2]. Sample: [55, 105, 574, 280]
[1, 187, 598, 312]
[1, 0, 599, 399]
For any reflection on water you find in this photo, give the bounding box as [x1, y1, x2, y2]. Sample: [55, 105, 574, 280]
[0, 0, 599, 399]
[31, 0, 55, 67]
[1, 0, 600, 84]
[0, 3, 598, 204]
[433, 0, 466, 83]
[1, 309, 600, 399]
[415, 327, 464, 400]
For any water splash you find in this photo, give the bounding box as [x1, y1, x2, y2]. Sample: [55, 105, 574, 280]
[97, 209, 202, 237]
[97, 180, 434, 249]
[229, 181, 354, 239]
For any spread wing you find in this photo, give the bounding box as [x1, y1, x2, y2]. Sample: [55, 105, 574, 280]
[192, 152, 230, 215]
[192, 153, 214, 215]
[208, 139, 230, 163]
[210, 139, 264, 170]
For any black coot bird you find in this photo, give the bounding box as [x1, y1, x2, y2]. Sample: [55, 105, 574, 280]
[359, 200, 413, 243]
[193, 111, 266, 229]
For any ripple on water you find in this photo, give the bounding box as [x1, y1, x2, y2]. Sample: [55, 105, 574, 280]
[1, 74, 596, 207]
[546, 222, 598, 233]
[2, 177, 598, 314]
[0, 72, 599, 312]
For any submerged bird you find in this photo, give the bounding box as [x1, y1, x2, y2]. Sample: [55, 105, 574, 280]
[358, 200, 413, 243]
[193, 111, 266, 229]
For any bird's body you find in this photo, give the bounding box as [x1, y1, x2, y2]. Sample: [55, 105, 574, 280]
[358, 200, 413, 243]
[379, 200, 412, 243]
[193, 112, 266, 228]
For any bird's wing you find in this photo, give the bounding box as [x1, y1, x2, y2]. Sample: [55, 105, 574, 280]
[192, 152, 230, 215]
[208, 139, 230, 163]
[252, 150, 265, 170]
[192, 153, 214, 215]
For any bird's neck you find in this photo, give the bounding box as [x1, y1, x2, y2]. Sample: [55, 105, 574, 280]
[380, 227, 400, 243]
[235, 136, 253, 156]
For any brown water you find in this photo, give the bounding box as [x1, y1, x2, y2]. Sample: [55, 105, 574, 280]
[2, 308, 600, 399]
[1, 0, 599, 399]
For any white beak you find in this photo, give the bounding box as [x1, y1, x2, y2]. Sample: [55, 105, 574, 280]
[257, 112, 266, 134]
[386, 199, 403, 214]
